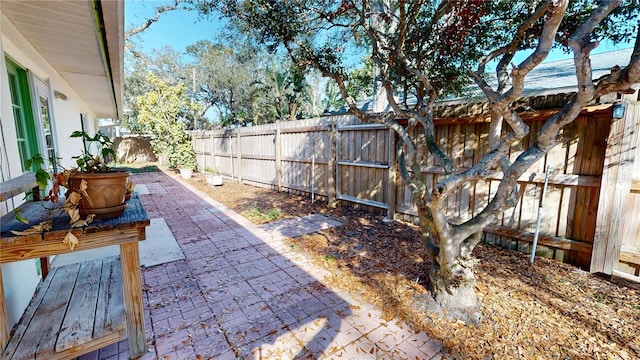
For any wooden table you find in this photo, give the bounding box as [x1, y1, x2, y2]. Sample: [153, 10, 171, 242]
[0, 195, 150, 359]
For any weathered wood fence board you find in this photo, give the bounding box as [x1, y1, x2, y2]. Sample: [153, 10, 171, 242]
[190, 105, 638, 273]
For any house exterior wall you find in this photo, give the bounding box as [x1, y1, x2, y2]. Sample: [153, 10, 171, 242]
[0, 12, 100, 328]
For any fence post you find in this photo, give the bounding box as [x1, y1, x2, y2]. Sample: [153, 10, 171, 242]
[275, 125, 282, 192]
[386, 128, 397, 221]
[591, 101, 639, 274]
[236, 129, 243, 183]
[210, 133, 215, 172]
[327, 122, 337, 207]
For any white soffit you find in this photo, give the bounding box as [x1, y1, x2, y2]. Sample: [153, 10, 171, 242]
[2, 0, 123, 119]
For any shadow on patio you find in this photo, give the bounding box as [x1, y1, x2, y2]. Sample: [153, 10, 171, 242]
[77, 170, 377, 359]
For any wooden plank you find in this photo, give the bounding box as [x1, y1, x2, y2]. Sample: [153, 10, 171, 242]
[279, 125, 328, 134]
[631, 179, 640, 194]
[556, 186, 571, 237]
[0, 173, 38, 202]
[336, 160, 389, 169]
[236, 132, 243, 183]
[56, 260, 104, 352]
[1, 228, 140, 263]
[386, 129, 396, 219]
[2, 265, 53, 359]
[94, 257, 125, 339]
[592, 107, 639, 273]
[337, 124, 387, 131]
[0, 267, 8, 351]
[1, 196, 149, 244]
[280, 156, 329, 165]
[484, 225, 592, 254]
[237, 153, 276, 161]
[619, 250, 640, 266]
[10, 263, 80, 359]
[337, 193, 390, 210]
[354, 130, 362, 200]
[120, 242, 146, 357]
[275, 128, 282, 192]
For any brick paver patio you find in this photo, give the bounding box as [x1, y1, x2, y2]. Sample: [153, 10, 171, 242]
[78, 171, 445, 360]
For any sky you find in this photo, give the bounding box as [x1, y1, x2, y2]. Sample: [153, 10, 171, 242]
[125, 0, 633, 65]
[125, 1, 228, 55]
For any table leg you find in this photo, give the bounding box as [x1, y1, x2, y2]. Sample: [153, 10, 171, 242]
[120, 242, 146, 358]
[0, 266, 9, 351]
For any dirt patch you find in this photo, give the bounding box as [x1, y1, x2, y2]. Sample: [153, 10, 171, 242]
[188, 175, 640, 360]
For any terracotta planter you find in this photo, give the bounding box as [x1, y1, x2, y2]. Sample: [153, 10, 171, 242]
[68, 171, 131, 219]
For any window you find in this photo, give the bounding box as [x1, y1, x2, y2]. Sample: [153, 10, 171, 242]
[6, 58, 39, 171]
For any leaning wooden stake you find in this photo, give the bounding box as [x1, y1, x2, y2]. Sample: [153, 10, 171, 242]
[530, 165, 551, 264]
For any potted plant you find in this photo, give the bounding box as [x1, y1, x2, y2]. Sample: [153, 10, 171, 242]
[16, 131, 130, 249]
[35, 131, 130, 220]
[204, 167, 223, 186]
[173, 142, 197, 179]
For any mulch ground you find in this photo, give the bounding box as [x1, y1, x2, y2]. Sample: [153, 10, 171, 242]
[186, 173, 640, 360]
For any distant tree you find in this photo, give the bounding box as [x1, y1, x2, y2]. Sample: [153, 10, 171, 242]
[201, 0, 640, 320]
[325, 58, 375, 111]
[123, 45, 200, 131]
[252, 63, 315, 123]
[135, 74, 200, 168]
[186, 40, 261, 127]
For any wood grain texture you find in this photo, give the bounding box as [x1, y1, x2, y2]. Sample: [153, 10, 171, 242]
[192, 111, 632, 270]
[0, 172, 38, 202]
[484, 225, 593, 254]
[56, 260, 103, 352]
[1, 195, 148, 359]
[592, 110, 638, 273]
[9, 263, 79, 359]
[2, 258, 127, 360]
[0, 267, 10, 351]
[94, 257, 125, 339]
[120, 242, 146, 357]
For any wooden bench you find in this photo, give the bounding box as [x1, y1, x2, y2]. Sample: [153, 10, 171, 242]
[3, 257, 125, 359]
[1, 173, 150, 359]
[483, 224, 593, 254]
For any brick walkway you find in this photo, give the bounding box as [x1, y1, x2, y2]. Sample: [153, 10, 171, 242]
[78, 171, 445, 360]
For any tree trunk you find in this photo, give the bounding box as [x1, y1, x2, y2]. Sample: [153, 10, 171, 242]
[428, 255, 480, 323]
[419, 207, 482, 323]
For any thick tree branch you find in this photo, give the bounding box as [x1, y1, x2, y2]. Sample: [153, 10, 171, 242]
[125, 0, 187, 41]
[457, 0, 634, 241]
[477, 2, 549, 76]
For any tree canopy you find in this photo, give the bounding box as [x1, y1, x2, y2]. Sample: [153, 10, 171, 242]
[197, 0, 640, 320]
[135, 73, 199, 168]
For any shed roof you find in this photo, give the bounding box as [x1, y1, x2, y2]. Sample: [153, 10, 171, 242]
[347, 48, 633, 114]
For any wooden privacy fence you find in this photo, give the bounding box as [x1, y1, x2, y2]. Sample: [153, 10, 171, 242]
[190, 100, 639, 273]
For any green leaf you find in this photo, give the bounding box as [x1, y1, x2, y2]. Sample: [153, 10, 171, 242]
[15, 209, 29, 225]
[69, 130, 84, 138]
[35, 169, 50, 190]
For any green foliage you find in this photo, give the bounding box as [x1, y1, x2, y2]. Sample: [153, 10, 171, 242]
[186, 40, 260, 127]
[204, 167, 219, 175]
[325, 57, 375, 110]
[246, 203, 281, 222]
[207, 0, 638, 102]
[136, 73, 198, 169]
[25, 153, 50, 190]
[251, 62, 316, 123]
[69, 131, 116, 173]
